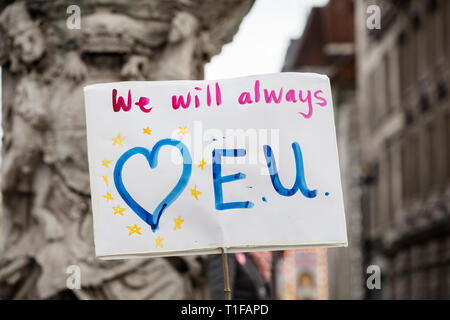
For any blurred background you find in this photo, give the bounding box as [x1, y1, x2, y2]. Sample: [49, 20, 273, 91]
[0, 0, 448, 300]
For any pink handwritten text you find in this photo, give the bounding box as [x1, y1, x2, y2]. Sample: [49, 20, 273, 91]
[172, 82, 222, 110]
[237, 80, 328, 119]
[112, 89, 151, 113]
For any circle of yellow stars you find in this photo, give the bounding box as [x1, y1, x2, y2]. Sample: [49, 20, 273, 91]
[100, 128, 211, 249]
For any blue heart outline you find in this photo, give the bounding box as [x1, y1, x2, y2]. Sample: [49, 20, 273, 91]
[113, 139, 192, 231]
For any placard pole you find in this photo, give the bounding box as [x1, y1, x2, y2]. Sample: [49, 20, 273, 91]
[220, 247, 231, 300]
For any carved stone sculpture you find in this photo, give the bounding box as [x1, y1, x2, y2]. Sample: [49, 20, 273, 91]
[0, 0, 253, 299]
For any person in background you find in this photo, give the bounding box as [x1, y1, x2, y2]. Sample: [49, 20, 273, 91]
[207, 251, 272, 300]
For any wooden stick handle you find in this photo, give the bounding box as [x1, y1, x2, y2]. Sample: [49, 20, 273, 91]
[220, 247, 231, 300]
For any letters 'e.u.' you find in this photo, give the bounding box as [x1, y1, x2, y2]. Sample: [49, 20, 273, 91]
[212, 149, 255, 210]
[263, 142, 317, 198]
[211, 142, 316, 212]
[113, 139, 192, 231]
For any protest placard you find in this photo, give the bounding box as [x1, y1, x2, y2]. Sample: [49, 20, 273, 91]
[84, 73, 347, 259]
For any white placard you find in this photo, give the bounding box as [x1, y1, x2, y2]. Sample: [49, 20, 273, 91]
[84, 73, 347, 259]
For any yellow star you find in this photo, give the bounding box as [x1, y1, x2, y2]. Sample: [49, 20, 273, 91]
[197, 158, 207, 170]
[155, 236, 164, 248]
[127, 224, 142, 236]
[190, 185, 202, 200]
[178, 126, 189, 136]
[112, 133, 126, 146]
[173, 216, 184, 230]
[102, 176, 109, 187]
[103, 192, 114, 202]
[102, 159, 113, 168]
[143, 126, 152, 135]
[112, 205, 126, 216]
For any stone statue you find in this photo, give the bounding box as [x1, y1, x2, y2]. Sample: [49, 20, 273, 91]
[0, 0, 253, 299]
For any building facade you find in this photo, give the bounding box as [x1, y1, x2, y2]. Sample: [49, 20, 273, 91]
[356, 0, 450, 299]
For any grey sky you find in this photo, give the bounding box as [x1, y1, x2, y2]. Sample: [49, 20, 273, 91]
[205, 0, 329, 80]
